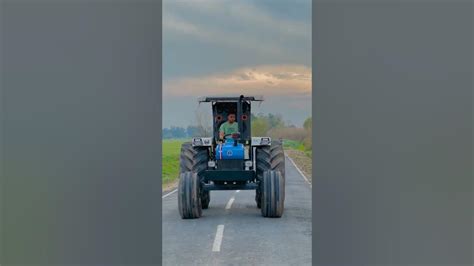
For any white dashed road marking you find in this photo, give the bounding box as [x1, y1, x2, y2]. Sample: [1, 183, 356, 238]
[225, 197, 235, 210]
[162, 189, 177, 199]
[212, 225, 225, 252]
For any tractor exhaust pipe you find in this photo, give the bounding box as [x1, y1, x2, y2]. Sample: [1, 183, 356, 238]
[238, 95, 244, 141]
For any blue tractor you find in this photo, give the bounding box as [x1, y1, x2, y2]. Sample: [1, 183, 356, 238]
[178, 95, 285, 219]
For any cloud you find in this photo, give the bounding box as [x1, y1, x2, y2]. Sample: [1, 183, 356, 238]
[165, 0, 310, 39]
[163, 13, 203, 37]
[163, 0, 311, 59]
[163, 12, 283, 56]
[164, 64, 311, 98]
[225, 1, 311, 39]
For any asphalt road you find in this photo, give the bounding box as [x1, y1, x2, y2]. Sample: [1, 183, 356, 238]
[162, 156, 312, 266]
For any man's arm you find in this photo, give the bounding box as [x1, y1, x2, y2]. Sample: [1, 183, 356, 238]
[218, 123, 225, 140]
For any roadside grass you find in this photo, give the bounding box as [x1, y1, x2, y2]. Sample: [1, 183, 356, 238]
[162, 139, 186, 185]
[282, 139, 312, 182]
[282, 139, 310, 156]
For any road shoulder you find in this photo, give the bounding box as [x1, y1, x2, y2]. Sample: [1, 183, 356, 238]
[284, 149, 312, 184]
[163, 180, 178, 194]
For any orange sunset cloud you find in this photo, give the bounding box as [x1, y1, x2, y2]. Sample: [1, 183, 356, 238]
[164, 65, 312, 97]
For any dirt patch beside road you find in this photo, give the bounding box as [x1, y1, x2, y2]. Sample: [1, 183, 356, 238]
[163, 180, 178, 194]
[285, 149, 312, 183]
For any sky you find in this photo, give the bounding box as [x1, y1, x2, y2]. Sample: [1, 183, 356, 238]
[163, 0, 312, 128]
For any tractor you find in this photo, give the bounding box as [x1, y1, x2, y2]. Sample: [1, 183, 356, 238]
[178, 95, 286, 219]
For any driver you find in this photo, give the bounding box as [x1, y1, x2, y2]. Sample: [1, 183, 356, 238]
[218, 113, 239, 141]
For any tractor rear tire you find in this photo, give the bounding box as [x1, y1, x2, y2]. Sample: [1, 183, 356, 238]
[255, 140, 285, 179]
[179, 142, 208, 175]
[255, 140, 285, 208]
[178, 171, 202, 219]
[261, 170, 285, 218]
[179, 142, 210, 209]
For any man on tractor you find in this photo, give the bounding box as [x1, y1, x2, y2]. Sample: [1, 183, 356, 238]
[218, 112, 239, 141]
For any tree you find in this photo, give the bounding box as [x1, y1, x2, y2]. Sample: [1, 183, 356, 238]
[252, 116, 270, 136]
[267, 113, 285, 129]
[162, 128, 173, 139]
[186, 126, 199, 137]
[303, 117, 312, 131]
[170, 126, 187, 138]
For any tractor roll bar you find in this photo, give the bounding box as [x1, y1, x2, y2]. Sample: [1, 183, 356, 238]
[237, 95, 243, 138]
[197, 95, 263, 102]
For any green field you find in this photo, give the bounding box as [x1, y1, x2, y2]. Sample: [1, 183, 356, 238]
[282, 139, 306, 151]
[162, 139, 186, 184]
[282, 139, 312, 158]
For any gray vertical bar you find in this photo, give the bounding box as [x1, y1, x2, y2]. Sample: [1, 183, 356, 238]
[1, 0, 162, 264]
[313, 1, 472, 265]
[0, 2, 4, 264]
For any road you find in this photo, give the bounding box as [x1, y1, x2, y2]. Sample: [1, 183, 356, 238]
[162, 156, 312, 266]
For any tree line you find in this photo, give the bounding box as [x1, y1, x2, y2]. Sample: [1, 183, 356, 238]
[252, 113, 311, 151]
[162, 126, 203, 139]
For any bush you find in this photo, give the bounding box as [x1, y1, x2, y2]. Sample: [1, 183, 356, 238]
[252, 117, 270, 136]
[303, 117, 312, 131]
[268, 127, 307, 142]
[302, 136, 312, 150]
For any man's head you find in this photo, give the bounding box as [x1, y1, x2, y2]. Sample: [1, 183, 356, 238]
[227, 113, 236, 123]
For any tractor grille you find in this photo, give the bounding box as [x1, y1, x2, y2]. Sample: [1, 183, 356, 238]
[216, 160, 244, 170]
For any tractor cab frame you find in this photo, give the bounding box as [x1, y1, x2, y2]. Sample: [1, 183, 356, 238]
[193, 95, 269, 190]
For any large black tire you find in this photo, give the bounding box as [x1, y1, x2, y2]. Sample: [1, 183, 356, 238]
[256, 140, 285, 178]
[261, 170, 285, 217]
[179, 142, 210, 209]
[178, 172, 202, 219]
[179, 142, 209, 175]
[255, 140, 285, 208]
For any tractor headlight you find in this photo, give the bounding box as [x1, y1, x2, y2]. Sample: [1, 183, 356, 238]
[245, 161, 253, 167]
[208, 161, 216, 167]
[251, 137, 272, 146]
[192, 137, 212, 146]
[260, 137, 270, 145]
[192, 138, 203, 146]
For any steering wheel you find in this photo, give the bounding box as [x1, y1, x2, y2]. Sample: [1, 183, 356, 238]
[218, 133, 240, 144]
[223, 132, 240, 139]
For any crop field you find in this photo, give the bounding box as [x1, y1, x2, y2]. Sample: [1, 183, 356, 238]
[162, 139, 185, 184]
[282, 139, 306, 151]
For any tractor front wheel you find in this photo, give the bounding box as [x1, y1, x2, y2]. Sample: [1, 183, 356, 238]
[178, 171, 202, 219]
[261, 170, 285, 218]
[255, 140, 285, 208]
